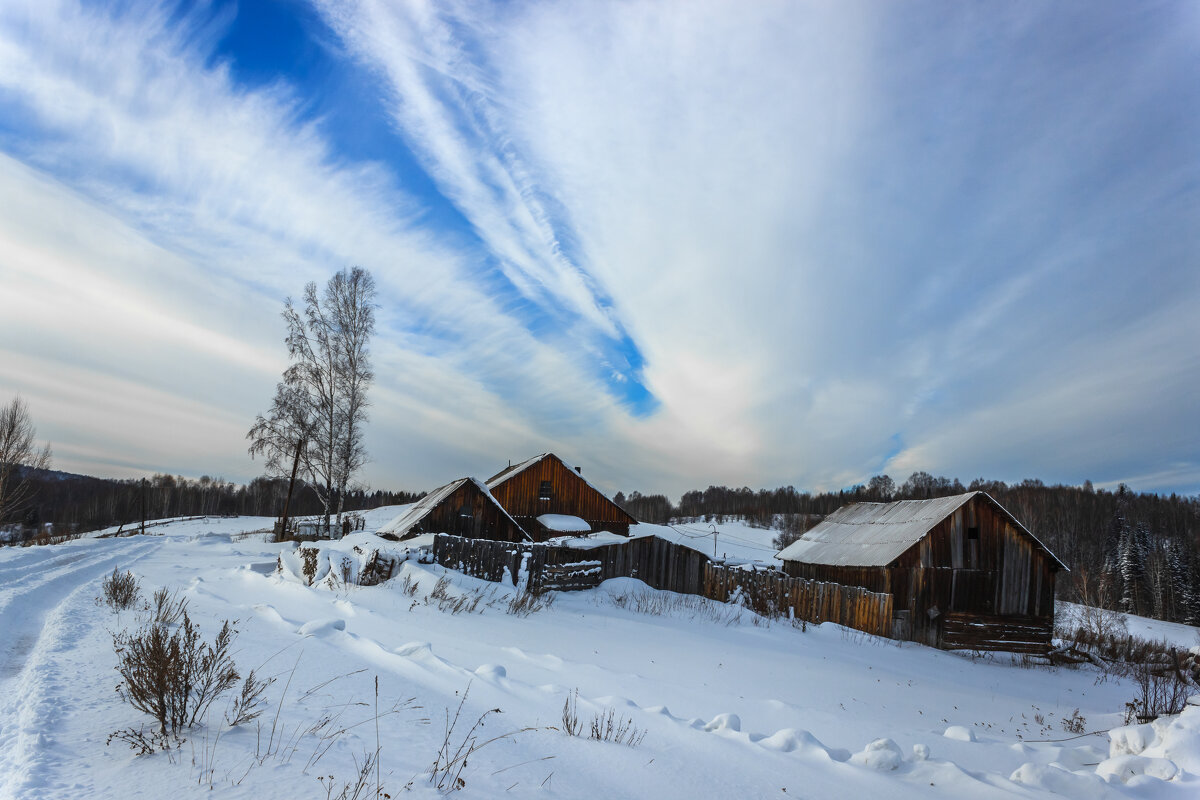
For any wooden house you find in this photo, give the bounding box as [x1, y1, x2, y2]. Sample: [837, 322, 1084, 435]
[487, 454, 637, 541]
[776, 492, 1066, 652]
[377, 478, 528, 543]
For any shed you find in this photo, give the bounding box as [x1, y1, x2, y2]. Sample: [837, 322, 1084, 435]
[487, 454, 637, 541]
[377, 478, 528, 543]
[776, 491, 1066, 652]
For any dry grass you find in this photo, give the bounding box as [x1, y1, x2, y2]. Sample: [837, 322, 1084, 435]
[101, 566, 142, 611]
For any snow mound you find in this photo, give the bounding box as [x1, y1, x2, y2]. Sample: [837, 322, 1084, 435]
[704, 713, 741, 732]
[1008, 763, 1108, 797]
[297, 618, 346, 636]
[943, 725, 976, 742]
[850, 738, 904, 771]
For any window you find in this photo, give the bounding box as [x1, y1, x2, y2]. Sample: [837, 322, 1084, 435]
[538, 480, 553, 501]
[967, 525, 980, 541]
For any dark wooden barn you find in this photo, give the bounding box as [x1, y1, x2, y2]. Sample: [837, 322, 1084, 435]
[487, 453, 637, 541]
[776, 492, 1066, 652]
[377, 478, 528, 543]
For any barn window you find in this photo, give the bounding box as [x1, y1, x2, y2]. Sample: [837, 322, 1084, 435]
[457, 504, 472, 518]
[967, 525, 980, 540]
[538, 480, 553, 501]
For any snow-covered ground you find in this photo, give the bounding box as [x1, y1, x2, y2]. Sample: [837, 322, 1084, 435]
[2, 511, 1199, 799]
[634, 518, 782, 564]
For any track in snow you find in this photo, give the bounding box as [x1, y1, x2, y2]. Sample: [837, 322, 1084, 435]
[0, 537, 158, 799]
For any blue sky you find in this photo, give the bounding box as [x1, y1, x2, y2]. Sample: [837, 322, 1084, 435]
[0, 0, 1197, 499]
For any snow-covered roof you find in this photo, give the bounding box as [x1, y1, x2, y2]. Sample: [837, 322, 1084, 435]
[486, 453, 546, 487]
[537, 514, 591, 533]
[544, 531, 630, 549]
[377, 477, 529, 541]
[776, 491, 1067, 570]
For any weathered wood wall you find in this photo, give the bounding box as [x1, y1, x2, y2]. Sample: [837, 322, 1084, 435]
[409, 481, 526, 543]
[489, 455, 636, 539]
[430, 534, 893, 637]
[781, 495, 1058, 651]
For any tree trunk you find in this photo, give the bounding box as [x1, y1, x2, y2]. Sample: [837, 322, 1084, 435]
[279, 437, 304, 542]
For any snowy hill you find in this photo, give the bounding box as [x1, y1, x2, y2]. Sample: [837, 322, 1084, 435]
[2, 512, 1199, 798]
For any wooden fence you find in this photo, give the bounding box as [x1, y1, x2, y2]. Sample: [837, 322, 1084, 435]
[430, 533, 893, 638]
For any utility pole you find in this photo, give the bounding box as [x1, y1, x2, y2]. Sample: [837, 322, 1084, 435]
[710, 523, 718, 559]
[140, 477, 146, 535]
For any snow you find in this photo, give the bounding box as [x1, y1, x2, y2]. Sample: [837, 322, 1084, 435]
[544, 531, 628, 549]
[536, 514, 591, 533]
[634, 518, 782, 563]
[1057, 602, 1200, 650]
[2, 511, 1200, 799]
[775, 492, 1066, 570]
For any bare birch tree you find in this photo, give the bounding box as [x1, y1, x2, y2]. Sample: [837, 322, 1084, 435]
[329, 267, 376, 523]
[246, 382, 313, 539]
[0, 396, 53, 527]
[249, 267, 377, 535]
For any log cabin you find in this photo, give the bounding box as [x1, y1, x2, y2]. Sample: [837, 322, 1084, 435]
[377, 477, 528, 543]
[776, 492, 1066, 652]
[486, 454, 637, 541]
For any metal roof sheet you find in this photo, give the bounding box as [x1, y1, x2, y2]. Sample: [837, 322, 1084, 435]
[775, 491, 1066, 570]
[776, 493, 975, 567]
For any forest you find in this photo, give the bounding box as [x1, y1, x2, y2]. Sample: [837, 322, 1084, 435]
[7, 469, 422, 537]
[615, 473, 1200, 626]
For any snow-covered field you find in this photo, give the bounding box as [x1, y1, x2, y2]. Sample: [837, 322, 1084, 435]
[2, 510, 1199, 799]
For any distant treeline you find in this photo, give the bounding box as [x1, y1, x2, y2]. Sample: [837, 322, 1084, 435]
[10, 469, 423, 537]
[615, 472, 1200, 625]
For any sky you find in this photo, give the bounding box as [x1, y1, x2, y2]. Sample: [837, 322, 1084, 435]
[0, 0, 1197, 500]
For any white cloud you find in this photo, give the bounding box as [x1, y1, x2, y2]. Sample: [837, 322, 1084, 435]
[0, 0, 1196, 498]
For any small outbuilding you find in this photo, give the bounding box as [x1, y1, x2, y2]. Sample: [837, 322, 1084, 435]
[487, 453, 637, 541]
[776, 491, 1066, 652]
[377, 478, 528, 543]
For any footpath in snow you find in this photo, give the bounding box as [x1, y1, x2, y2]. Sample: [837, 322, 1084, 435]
[0, 510, 1198, 799]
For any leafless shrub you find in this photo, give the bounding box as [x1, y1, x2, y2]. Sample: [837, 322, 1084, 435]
[300, 548, 320, 585]
[113, 611, 240, 735]
[150, 586, 189, 626]
[1061, 708, 1086, 734]
[1128, 658, 1191, 723]
[399, 573, 419, 597]
[106, 725, 180, 756]
[561, 690, 581, 737]
[588, 708, 645, 747]
[226, 670, 276, 727]
[102, 566, 141, 611]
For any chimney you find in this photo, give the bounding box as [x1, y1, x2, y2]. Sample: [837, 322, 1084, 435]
[575, 466, 581, 474]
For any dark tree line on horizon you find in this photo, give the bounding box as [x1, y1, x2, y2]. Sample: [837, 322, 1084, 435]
[5, 470, 423, 539]
[615, 473, 1200, 626]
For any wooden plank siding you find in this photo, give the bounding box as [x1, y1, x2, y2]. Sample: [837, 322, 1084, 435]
[488, 455, 636, 539]
[405, 480, 527, 543]
[430, 534, 893, 638]
[781, 494, 1059, 652]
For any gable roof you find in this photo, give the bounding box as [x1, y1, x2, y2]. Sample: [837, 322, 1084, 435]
[776, 491, 1066, 570]
[486, 453, 546, 487]
[487, 453, 637, 524]
[377, 477, 529, 541]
